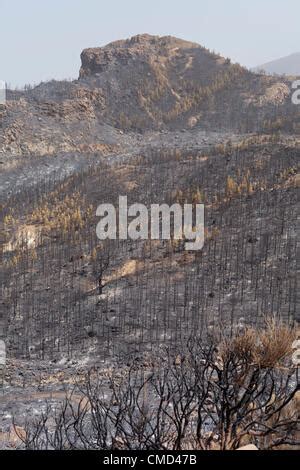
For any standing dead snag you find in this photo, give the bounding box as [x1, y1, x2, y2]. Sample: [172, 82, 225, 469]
[0, 340, 6, 387]
[15, 324, 299, 450]
[91, 243, 110, 295]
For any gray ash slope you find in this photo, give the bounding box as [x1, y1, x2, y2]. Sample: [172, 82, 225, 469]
[1, 135, 299, 361]
[0, 34, 299, 364]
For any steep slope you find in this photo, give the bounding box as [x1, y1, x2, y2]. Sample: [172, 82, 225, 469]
[1, 134, 299, 360]
[79, 34, 297, 132]
[0, 34, 299, 160]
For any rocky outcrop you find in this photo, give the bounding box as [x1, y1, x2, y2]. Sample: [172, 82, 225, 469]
[79, 34, 199, 78]
[77, 34, 300, 133]
[0, 34, 299, 160]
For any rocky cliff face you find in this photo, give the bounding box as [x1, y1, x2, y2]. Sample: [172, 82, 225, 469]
[79, 34, 201, 78]
[0, 83, 118, 158]
[77, 34, 298, 132]
[0, 34, 299, 159]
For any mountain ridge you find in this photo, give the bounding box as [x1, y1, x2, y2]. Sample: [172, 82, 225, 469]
[254, 52, 300, 76]
[0, 34, 299, 159]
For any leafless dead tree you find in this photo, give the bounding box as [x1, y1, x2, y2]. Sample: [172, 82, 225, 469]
[15, 325, 299, 450]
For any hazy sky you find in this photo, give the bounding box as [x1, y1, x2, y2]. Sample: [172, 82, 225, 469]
[0, 0, 299, 87]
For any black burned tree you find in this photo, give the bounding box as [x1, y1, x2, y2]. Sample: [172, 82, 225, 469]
[91, 243, 111, 295]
